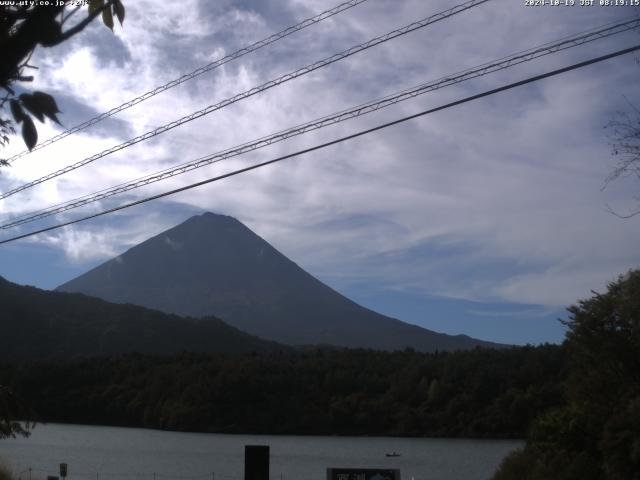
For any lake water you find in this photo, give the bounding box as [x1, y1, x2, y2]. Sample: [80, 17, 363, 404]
[0, 424, 521, 480]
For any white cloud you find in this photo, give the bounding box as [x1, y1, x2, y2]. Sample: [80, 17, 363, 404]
[1, 0, 639, 309]
[38, 227, 121, 263]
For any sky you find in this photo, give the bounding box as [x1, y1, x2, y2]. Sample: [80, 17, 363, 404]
[0, 0, 639, 345]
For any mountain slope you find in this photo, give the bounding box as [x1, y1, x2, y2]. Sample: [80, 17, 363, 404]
[0, 276, 283, 360]
[57, 212, 503, 351]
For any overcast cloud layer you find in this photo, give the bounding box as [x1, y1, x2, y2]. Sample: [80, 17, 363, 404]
[0, 0, 639, 344]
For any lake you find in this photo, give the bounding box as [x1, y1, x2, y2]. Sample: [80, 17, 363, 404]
[0, 424, 521, 480]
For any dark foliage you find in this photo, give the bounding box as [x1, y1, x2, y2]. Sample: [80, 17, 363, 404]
[0, 1, 124, 153]
[0, 385, 34, 438]
[0, 345, 565, 438]
[493, 270, 640, 480]
[0, 276, 285, 359]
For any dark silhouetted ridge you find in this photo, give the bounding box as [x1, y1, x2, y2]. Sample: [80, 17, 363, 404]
[0, 277, 284, 360]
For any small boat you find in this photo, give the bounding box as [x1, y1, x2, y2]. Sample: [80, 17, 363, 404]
[385, 452, 401, 457]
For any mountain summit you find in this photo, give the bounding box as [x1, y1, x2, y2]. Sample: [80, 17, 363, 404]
[57, 213, 501, 351]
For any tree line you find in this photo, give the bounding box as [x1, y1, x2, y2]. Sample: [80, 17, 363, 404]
[494, 270, 640, 480]
[3, 270, 638, 479]
[0, 344, 565, 438]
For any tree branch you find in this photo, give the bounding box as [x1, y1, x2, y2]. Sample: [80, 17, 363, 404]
[55, 0, 115, 45]
[61, 5, 82, 26]
[605, 203, 640, 219]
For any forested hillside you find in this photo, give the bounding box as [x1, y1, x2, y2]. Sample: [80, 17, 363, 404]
[494, 271, 640, 480]
[0, 276, 284, 358]
[0, 345, 565, 438]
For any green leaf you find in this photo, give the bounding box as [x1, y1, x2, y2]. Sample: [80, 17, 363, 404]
[10, 100, 25, 123]
[19, 94, 45, 123]
[102, 6, 114, 31]
[21, 116, 38, 151]
[19, 92, 62, 125]
[32, 91, 62, 125]
[88, 0, 104, 16]
[114, 0, 125, 25]
[31, 92, 61, 114]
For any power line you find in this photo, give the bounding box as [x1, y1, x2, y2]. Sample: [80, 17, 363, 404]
[0, 0, 491, 200]
[5, 0, 371, 164]
[1, 43, 637, 246]
[1, 17, 637, 230]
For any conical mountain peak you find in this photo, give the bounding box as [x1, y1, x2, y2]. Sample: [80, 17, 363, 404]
[58, 213, 502, 351]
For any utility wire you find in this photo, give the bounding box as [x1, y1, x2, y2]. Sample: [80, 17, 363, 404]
[0, 0, 491, 200]
[1, 43, 637, 246]
[1, 17, 637, 230]
[5, 0, 371, 164]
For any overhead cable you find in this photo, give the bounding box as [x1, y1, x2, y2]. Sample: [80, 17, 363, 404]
[1, 43, 638, 246]
[5, 0, 371, 164]
[1, 17, 638, 230]
[0, 0, 491, 200]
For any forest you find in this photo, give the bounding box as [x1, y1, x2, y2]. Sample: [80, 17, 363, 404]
[494, 270, 640, 480]
[0, 344, 565, 438]
[3, 271, 638, 479]
[0, 276, 284, 360]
